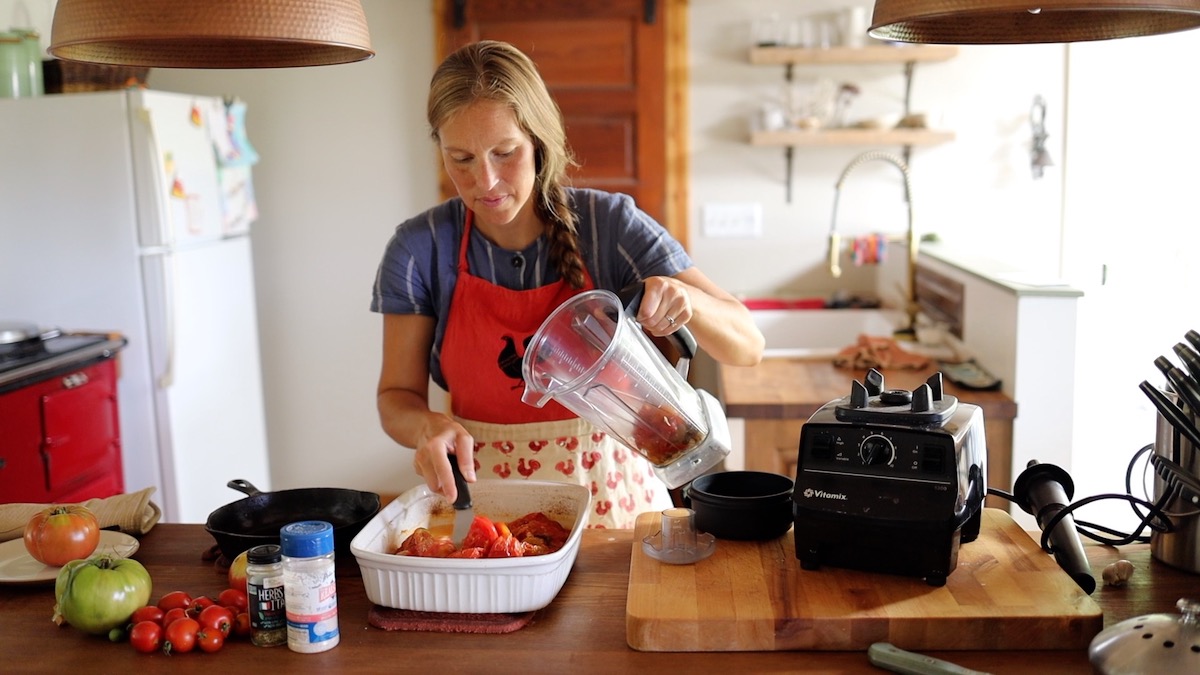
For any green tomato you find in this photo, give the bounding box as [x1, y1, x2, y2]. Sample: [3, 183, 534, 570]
[53, 554, 152, 635]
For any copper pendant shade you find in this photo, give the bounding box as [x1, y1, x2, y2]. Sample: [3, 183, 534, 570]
[870, 0, 1200, 44]
[48, 0, 374, 68]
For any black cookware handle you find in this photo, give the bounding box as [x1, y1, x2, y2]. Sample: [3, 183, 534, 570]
[226, 479, 265, 498]
[617, 282, 698, 362]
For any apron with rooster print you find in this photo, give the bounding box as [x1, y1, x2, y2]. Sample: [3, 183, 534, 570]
[440, 211, 673, 528]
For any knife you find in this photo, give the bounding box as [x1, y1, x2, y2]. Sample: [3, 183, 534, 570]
[1140, 380, 1200, 449]
[449, 458, 473, 546]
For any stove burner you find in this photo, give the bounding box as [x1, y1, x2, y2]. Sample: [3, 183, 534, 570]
[0, 332, 122, 393]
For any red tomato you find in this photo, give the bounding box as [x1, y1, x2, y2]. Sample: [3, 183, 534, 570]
[461, 515, 499, 550]
[22, 505, 100, 567]
[197, 604, 233, 638]
[129, 621, 162, 654]
[196, 629, 225, 654]
[186, 595, 216, 617]
[485, 534, 525, 558]
[395, 528, 456, 557]
[161, 607, 188, 629]
[217, 588, 248, 613]
[157, 590, 193, 612]
[163, 617, 199, 654]
[232, 612, 251, 639]
[130, 605, 164, 626]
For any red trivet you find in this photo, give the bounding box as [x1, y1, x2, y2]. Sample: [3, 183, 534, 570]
[367, 606, 536, 634]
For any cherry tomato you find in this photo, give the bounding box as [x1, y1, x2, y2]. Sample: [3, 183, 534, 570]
[22, 505, 100, 567]
[130, 605, 164, 625]
[186, 595, 216, 617]
[163, 617, 200, 654]
[162, 607, 188, 629]
[157, 590, 193, 612]
[197, 604, 233, 638]
[217, 588, 248, 613]
[232, 612, 251, 639]
[196, 628, 225, 654]
[129, 620, 162, 654]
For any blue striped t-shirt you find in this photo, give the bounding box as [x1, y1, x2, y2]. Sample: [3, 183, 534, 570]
[370, 187, 692, 389]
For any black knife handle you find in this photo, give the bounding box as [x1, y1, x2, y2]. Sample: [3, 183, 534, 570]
[450, 457, 472, 510]
[1141, 380, 1200, 448]
[1175, 342, 1200, 381]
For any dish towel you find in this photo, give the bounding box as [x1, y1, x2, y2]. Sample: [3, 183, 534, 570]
[833, 334, 931, 371]
[0, 487, 162, 543]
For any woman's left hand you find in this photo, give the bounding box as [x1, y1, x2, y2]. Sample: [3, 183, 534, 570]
[638, 276, 691, 337]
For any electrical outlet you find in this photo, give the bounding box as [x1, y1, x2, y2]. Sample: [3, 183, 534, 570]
[702, 202, 763, 238]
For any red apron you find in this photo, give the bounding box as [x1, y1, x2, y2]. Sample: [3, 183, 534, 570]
[439, 212, 673, 528]
[440, 211, 589, 423]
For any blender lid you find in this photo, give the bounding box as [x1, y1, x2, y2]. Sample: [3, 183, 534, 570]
[1088, 598, 1200, 674]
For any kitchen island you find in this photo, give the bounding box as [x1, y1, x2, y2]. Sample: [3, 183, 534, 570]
[1, 524, 1190, 673]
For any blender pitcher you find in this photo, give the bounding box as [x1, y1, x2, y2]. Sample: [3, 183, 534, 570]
[521, 288, 730, 488]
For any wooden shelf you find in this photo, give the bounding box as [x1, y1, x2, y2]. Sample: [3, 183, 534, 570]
[751, 128, 955, 148]
[749, 44, 959, 67]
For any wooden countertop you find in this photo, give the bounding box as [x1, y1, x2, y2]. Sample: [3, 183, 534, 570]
[719, 358, 1017, 421]
[1, 524, 1192, 673]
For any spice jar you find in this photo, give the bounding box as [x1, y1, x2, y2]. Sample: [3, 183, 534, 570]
[279, 521, 339, 653]
[246, 544, 287, 647]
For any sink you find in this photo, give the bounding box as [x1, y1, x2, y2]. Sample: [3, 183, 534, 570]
[751, 308, 902, 359]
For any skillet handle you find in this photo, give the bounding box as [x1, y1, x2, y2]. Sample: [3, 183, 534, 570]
[226, 479, 264, 497]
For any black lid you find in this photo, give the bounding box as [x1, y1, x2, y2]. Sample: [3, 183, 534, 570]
[247, 543, 281, 564]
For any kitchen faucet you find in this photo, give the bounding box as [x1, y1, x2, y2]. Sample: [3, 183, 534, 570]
[828, 150, 918, 334]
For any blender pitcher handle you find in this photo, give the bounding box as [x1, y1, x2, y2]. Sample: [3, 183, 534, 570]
[617, 282, 698, 378]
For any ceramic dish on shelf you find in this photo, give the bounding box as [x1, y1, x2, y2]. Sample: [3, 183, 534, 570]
[0, 531, 140, 585]
[351, 480, 589, 614]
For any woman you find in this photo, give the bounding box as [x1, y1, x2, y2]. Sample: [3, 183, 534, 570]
[372, 40, 763, 528]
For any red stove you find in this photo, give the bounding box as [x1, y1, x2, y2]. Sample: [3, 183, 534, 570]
[0, 321, 127, 504]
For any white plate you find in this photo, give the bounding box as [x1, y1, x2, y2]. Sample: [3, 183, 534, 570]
[0, 531, 140, 585]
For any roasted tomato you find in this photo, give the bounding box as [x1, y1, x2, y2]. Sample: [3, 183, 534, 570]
[395, 528, 456, 558]
[460, 515, 499, 550]
[508, 512, 571, 555]
[484, 522, 525, 558]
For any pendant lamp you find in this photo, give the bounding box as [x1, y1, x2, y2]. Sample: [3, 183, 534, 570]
[48, 0, 374, 68]
[870, 0, 1200, 44]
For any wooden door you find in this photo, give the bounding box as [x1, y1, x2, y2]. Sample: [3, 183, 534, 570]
[433, 0, 688, 247]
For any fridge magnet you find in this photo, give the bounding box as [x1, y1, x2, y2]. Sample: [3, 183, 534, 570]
[190, 103, 203, 127]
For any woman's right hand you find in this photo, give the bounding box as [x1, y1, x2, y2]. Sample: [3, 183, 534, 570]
[412, 413, 476, 503]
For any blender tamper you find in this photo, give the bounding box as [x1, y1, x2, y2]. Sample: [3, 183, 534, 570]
[1012, 459, 1096, 594]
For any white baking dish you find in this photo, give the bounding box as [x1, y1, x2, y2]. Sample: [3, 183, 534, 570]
[350, 480, 590, 613]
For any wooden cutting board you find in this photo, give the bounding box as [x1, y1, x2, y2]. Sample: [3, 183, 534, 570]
[626, 508, 1103, 652]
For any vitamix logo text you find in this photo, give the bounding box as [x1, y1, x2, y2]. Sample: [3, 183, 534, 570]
[802, 488, 848, 501]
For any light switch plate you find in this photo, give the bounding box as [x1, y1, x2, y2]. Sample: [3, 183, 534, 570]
[702, 202, 763, 238]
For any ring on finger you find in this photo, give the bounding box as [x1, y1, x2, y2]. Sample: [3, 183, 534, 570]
[666, 315, 676, 325]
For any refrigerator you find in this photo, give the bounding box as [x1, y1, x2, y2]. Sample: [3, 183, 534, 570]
[0, 89, 271, 523]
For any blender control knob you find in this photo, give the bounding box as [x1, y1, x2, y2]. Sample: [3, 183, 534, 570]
[860, 434, 895, 466]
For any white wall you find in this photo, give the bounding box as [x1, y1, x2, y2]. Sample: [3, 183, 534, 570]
[687, 0, 1067, 301]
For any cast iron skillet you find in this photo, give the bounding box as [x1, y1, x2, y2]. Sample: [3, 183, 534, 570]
[205, 479, 381, 560]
